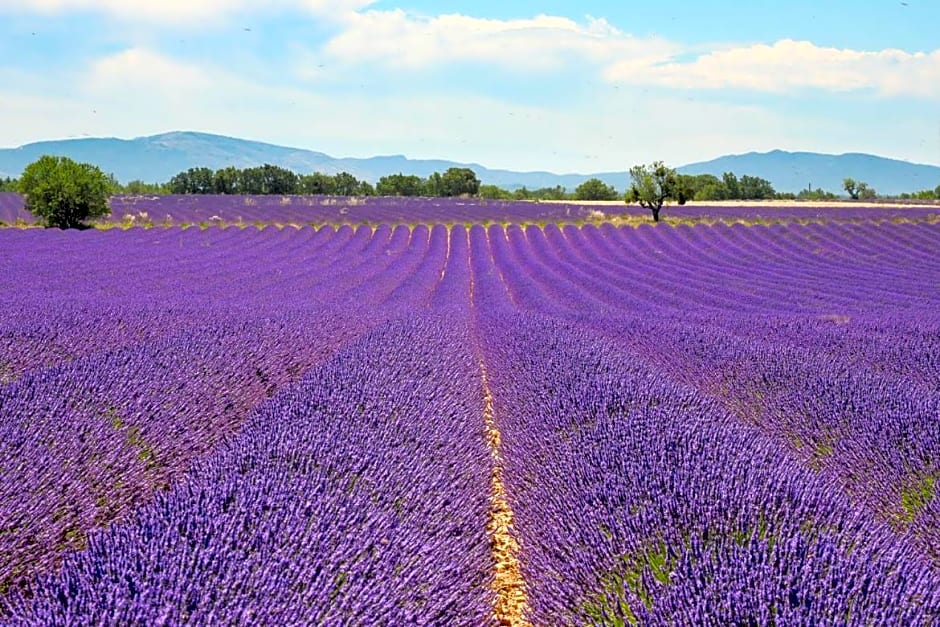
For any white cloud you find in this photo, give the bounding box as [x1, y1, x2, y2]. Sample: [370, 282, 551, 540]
[318, 10, 940, 100]
[89, 47, 208, 90]
[605, 39, 940, 99]
[9, 0, 939, 102]
[322, 10, 679, 71]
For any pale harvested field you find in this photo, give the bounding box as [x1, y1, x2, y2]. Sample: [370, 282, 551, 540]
[541, 199, 939, 209]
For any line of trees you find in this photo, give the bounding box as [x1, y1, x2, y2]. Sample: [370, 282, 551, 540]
[375, 168, 481, 197]
[675, 172, 777, 202]
[8, 154, 940, 231]
[164, 165, 483, 198]
[9, 158, 939, 203]
[898, 186, 940, 200]
[167, 165, 375, 196]
[154, 167, 940, 203]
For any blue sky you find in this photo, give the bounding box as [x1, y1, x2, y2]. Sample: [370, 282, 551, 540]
[1, 0, 939, 174]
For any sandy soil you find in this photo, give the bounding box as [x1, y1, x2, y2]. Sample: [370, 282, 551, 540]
[480, 361, 530, 627]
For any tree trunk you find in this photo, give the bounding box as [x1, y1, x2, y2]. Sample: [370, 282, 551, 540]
[652, 207, 660, 222]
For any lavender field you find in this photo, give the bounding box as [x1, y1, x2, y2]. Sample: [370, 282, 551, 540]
[2, 192, 939, 226]
[1, 214, 939, 624]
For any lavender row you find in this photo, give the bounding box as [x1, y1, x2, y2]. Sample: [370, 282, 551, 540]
[608, 313, 940, 563]
[482, 221, 939, 558]
[4, 317, 495, 625]
[0, 225, 461, 380]
[485, 221, 940, 316]
[3, 192, 938, 226]
[2, 194, 601, 226]
[0, 308, 377, 595]
[0, 226, 462, 595]
[465, 221, 939, 621]
[476, 311, 940, 624]
[536, 222, 939, 556]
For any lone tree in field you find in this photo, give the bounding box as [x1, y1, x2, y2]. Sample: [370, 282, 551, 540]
[575, 177, 619, 201]
[19, 156, 111, 229]
[626, 161, 678, 222]
[843, 177, 877, 200]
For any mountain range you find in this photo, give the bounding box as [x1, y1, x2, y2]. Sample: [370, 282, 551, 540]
[1, 131, 938, 195]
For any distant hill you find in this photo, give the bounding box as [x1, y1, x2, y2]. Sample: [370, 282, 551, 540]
[1, 132, 938, 195]
[0, 132, 599, 191]
[678, 150, 940, 196]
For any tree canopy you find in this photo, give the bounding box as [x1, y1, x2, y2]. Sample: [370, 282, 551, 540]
[674, 172, 777, 201]
[511, 185, 568, 201]
[18, 155, 111, 229]
[627, 161, 678, 222]
[439, 167, 481, 197]
[843, 177, 877, 200]
[376, 173, 426, 197]
[575, 178, 619, 201]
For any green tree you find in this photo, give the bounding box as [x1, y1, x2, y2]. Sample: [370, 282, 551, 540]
[257, 164, 299, 195]
[680, 174, 726, 201]
[299, 172, 335, 195]
[908, 188, 936, 200]
[439, 167, 480, 197]
[376, 173, 425, 196]
[478, 184, 512, 200]
[332, 172, 361, 196]
[0, 177, 19, 192]
[168, 167, 214, 194]
[721, 172, 741, 200]
[738, 174, 776, 200]
[676, 174, 722, 200]
[238, 167, 265, 195]
[575, 178, 619, 201]
[189, 167, 214, 194]
[530, 186, 569, 200]
[797, 186, 838, 200]
[234, 165, 298, 195]
[843, 177, 859, 200]
[213, 167, 240, 194]
[843, 177, 876, 200]
[424, 172, 444, 196]
[105, 173, 122, 195]
[856, 182, 877, 200]
[626, 161, 678, 222]
[18, 155, 111, 229]
[355, 180, 375, 196]
[121, 180, 168, 195]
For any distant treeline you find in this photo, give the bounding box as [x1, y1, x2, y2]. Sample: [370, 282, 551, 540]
[3, 165, 938, 202]
[163, 165, 483, 198]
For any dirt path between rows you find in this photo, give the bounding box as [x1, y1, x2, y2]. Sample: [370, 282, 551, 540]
[480, 361, 530, 626]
